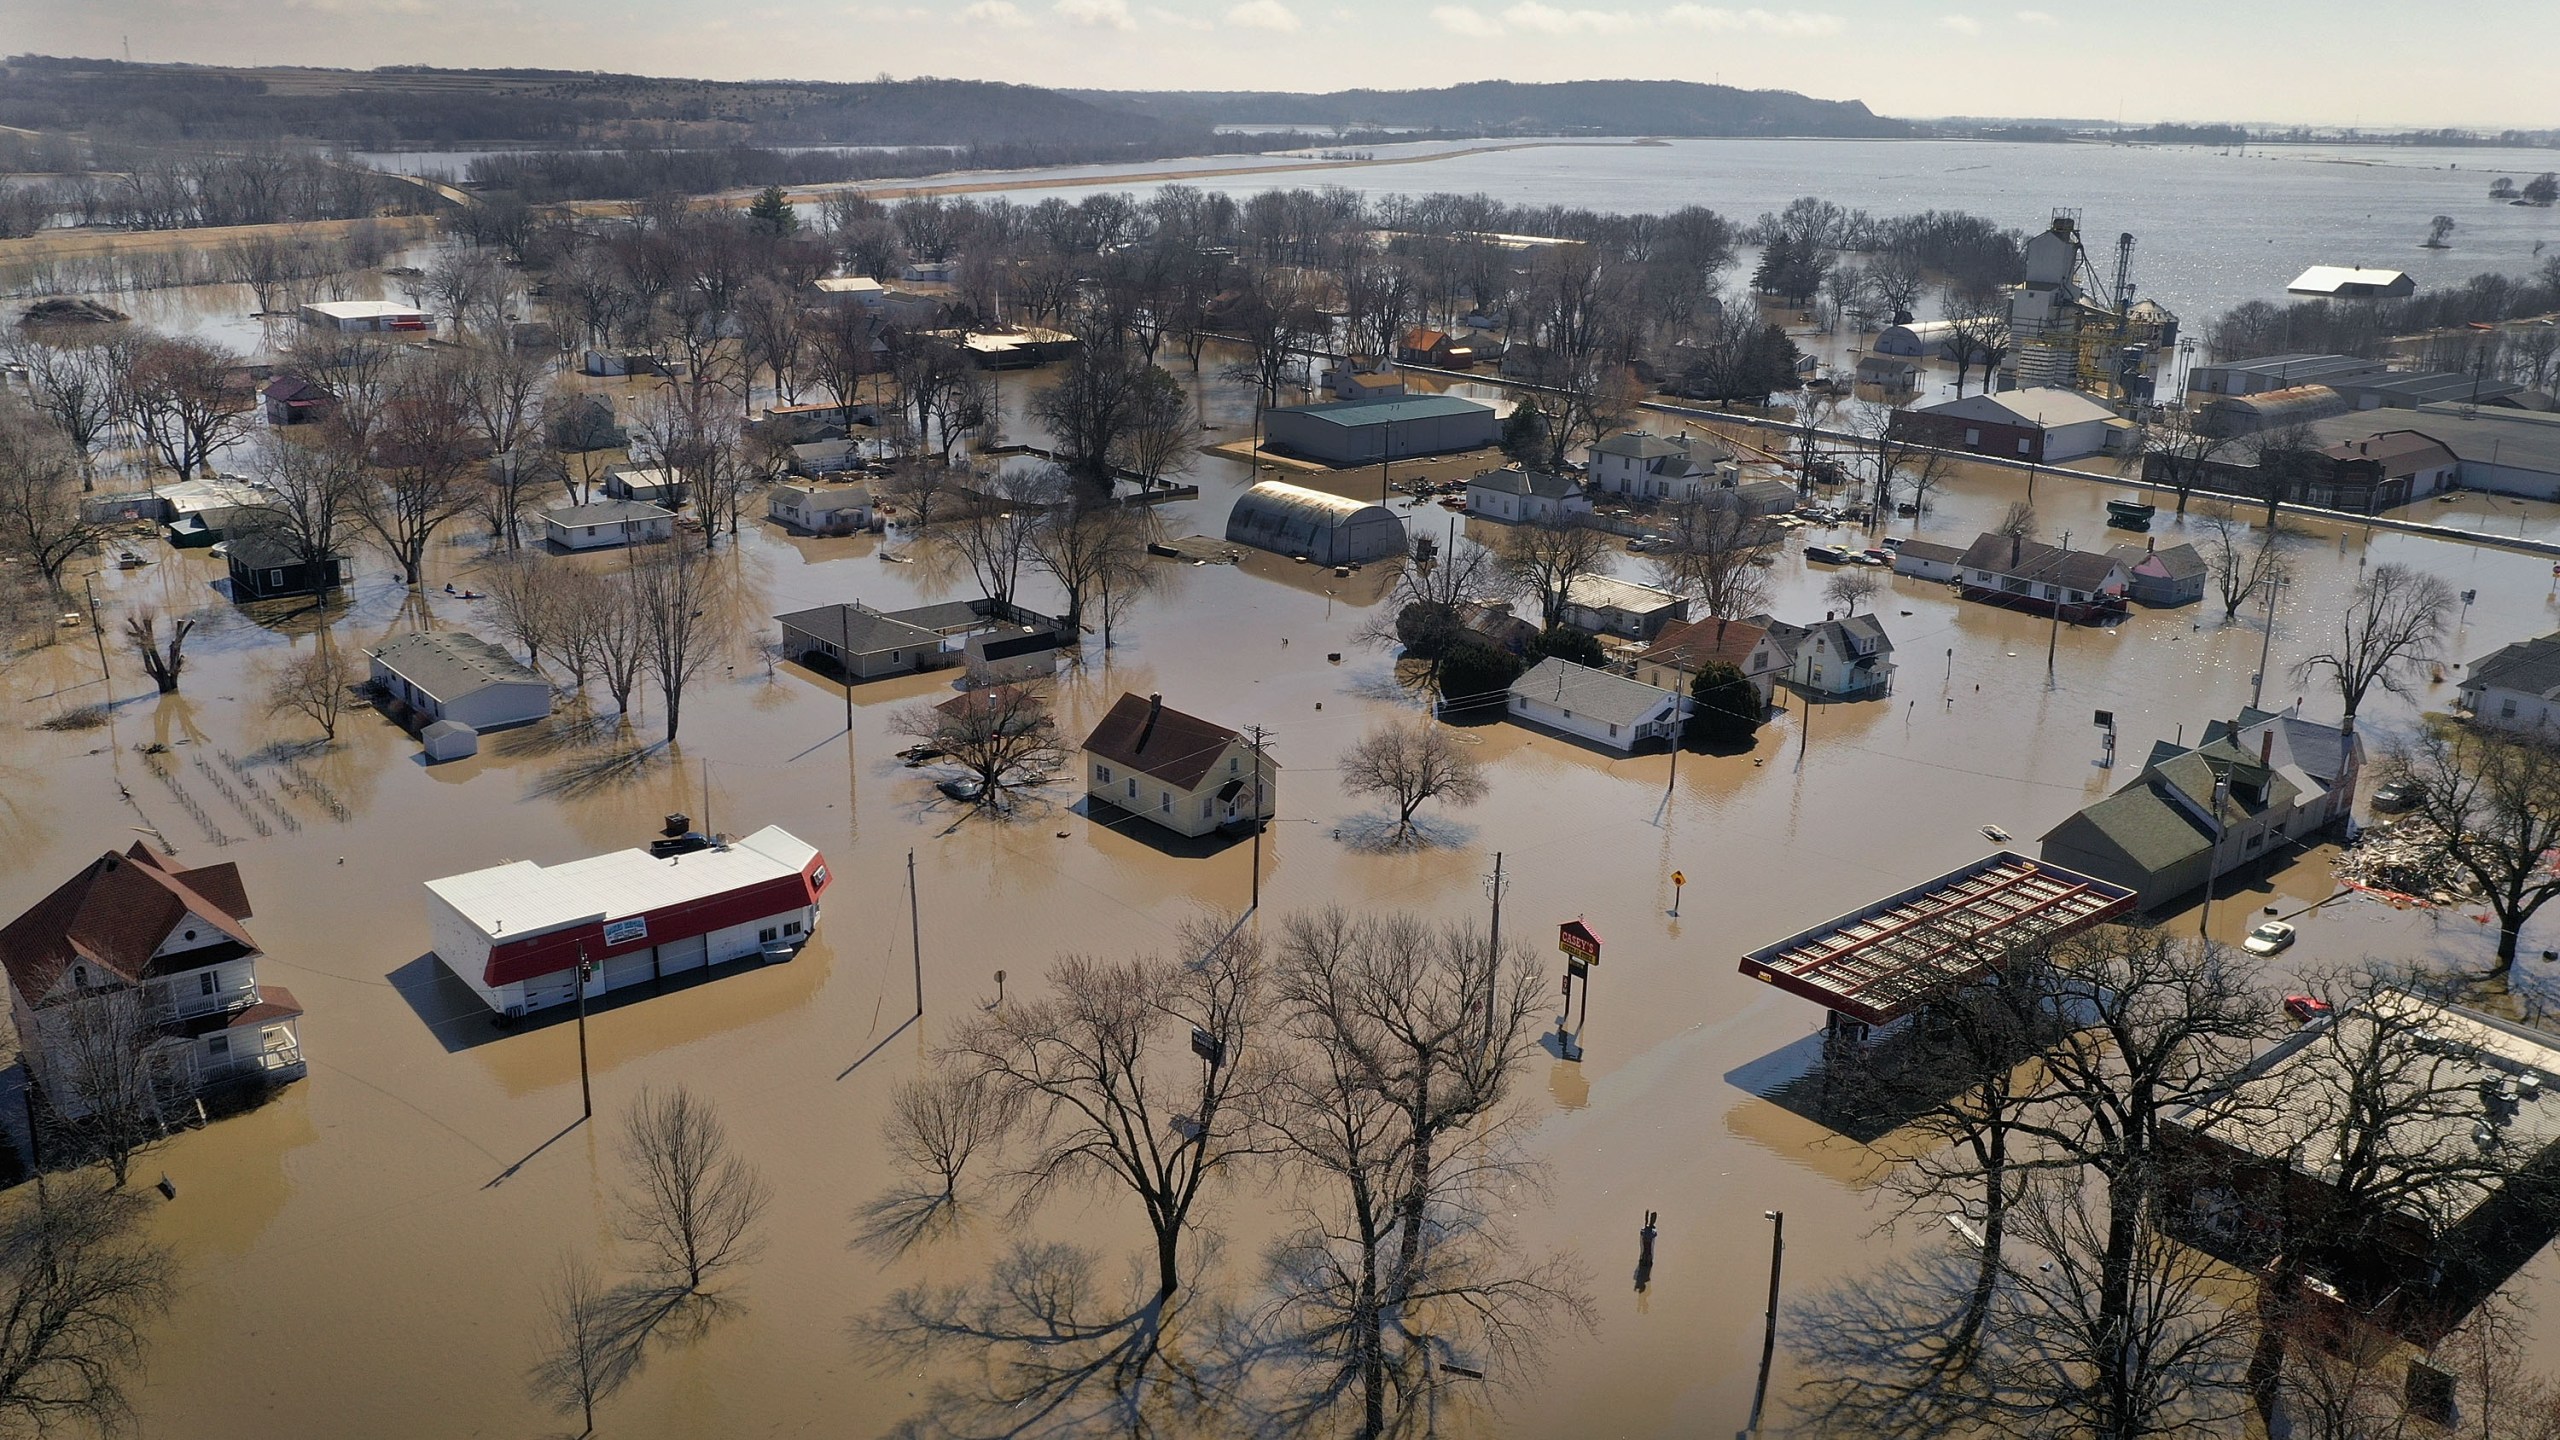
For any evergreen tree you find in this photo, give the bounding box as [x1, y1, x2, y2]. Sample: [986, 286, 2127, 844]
[1500, 398, 1548, 467]
[1438, 642, 1524, 713]
[747, 184, 799, 237]
[1684, 661, 1763, 749]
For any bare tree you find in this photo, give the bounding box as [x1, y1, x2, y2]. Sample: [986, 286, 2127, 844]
[3, 333, 120, 491]
[0, 1180, 177, 1435]
[526, 1255, 624, 1438]
[2195, 503, 2288, 621]
[0, 408, 106, 598]
[1824, 566, 1882, 617]
[890, 683, 1067, 811]
[1365, 534, 1508, 704]
[939, 475, 1042, 611]
[1020, 466, 1143, 635]
[616, 1085, 769, 1294]
[859, 1071, 1016, 1255]
[947, 918, 1265, 1304]
[877, 461, 955, 540]
[2296, 562, 2452, 735]
[2388, 724, 2560, 973]
[1993, 500, 2039, 541]
[349, 359, 484, 586]
[1493, 518, 1611, 631]
[265, 644, 350, 742]
[1340, 722, 1490, 844]
[122, 610, 193, 695]
[629, 543, 718, 744]
[2146, 407, 2238, 516]
[124, 336, 256, 480]
[1261, 909, 1586, 1439]
[733, 276, 806, 408]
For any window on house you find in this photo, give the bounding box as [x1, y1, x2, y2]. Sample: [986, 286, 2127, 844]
[1160, 791, 1172, 813]
[759, 926, 779, 943]
[784, 920, 802, 936]
[1608, 723, 1619, 737]
[2504, 698, 2520, 718]
[199, 972, 217, 997]
[1201, 795, 1214, 818]
[266, 570, 285, 588]
[2017, 439, 2032, 455]
[1097, 764, 1113, 784]
[1964, 428, 1981, 446]
[207, 1035, 229, 1059]
[1229, 757, 1239, 774]
[1127, 777, 1138, 799]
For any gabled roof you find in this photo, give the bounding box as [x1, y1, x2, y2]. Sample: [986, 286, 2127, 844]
[1467, 465, 1580, 500]
[1958, 532, 2123, 593]
[2108, 541, 2208, 583]
[1083, 693, 1247, 791]
[1919, 387, 2119, 429]
[2467, 634, 2560, 700]
[547, 500, 673, 526]
[1509, 658, 1684, 728]
[0, 845, 258, 1005]
[1639, 616, 1771, 672]
[1563, 572, 1684, 615]
[2320, 430, 2460, 475]
[1894, 539, 1967, 566]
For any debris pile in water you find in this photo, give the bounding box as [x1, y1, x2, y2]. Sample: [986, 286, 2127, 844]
[2335, 819, 2470, 904]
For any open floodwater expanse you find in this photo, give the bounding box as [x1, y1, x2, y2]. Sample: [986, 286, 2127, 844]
[12, 136, 2560, 1436]
[12, 357, 2560, 1436]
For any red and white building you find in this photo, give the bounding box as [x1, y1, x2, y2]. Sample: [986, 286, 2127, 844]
[425, 826, 829, 1018]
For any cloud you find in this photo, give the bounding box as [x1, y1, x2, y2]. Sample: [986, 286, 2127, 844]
[958, 0, 1031, 25]
[1501, 2, 1640, 33]
[1431, 4, 1505, 36]
[1938, 13, 1981, 32]
[1225, 0, 1300, 28]
[2014, 7, 2057, 23]
[1054, 0, 1135, 28]
[1661, 5, 1843, 36]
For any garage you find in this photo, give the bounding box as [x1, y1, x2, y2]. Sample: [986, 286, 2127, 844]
[657, 933, 708, 976]
[603, 948, 656, 991]
[520, 969, 576, 1012]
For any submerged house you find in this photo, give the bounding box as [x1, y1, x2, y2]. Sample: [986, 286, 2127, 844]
[367, 631, 553, 733]
[1634, 616, 1784, 707]
[224, 528, 344, 601]
[1081, 692, 1277, 839]
[1749, 613, 1897, 699]
[1957, 532, 2129, 622]
[2038, 706, 2360, 909]
[1505, 658, 1687, 753]
[2459, 632, 2560, 734]
[2107, 539, 2209, 608]
[0, 845, 305, 1120]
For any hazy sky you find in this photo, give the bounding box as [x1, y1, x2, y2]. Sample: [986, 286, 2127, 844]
[12, 0, 2557, 129]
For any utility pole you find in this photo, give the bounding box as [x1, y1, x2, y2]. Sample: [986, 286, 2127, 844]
[701, 757, 712, 838]
[1795, 688, 1812, 771]
[574, 945, 594, 1121]
[1745, 1209, 1786, 1437]
[907, 849, 924, 1019]
[1482, 852, 1506, 1058]
[2199, 773, 2229, 939]
[2250, 576, 2287, 710]
[1248, 726, 1267, 913]
[2044, 528, 2071, 689]
[80, 575, 112, 684]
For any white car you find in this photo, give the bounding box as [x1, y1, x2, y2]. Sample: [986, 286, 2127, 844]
[2242, 921, 2297, 956]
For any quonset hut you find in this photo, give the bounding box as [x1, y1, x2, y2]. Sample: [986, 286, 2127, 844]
[1224, 480, 1410, 565]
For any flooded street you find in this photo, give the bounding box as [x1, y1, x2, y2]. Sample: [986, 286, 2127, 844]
[11, 334, 2560, 1437]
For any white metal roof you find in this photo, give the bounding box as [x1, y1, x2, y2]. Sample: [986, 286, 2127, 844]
[423, 825, 817, 941]
[301, 299, 428, 320]
[2286, 265, 2413, 296]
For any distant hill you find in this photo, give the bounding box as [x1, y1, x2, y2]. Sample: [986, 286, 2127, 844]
[1076, 79, 1910, 139]
[0, 57, 1189, 151]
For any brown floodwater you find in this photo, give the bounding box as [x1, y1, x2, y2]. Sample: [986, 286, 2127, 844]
[15, 345, 2560, 1438]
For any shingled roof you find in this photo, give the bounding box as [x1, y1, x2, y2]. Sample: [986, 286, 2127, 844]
[1082, 692, 1243, 791]
[0, 845, 258, 1006]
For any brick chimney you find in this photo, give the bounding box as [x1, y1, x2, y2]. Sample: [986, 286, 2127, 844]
[2260, 728, 2274, 766]
[1138, 693, 1163, 750]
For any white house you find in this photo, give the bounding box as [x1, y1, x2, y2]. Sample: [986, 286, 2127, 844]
[1465, 466, 1593, 525]
[426, 826, 830, 1018]
[2462, 633, 2560, 734]
[1560, 573, 1689, 640]
[1585, 431, 1738, 503]
[368, 631, 553, 732]
[1749, 613, 1897, 699]
[545, 500, 675, 551]
[1081, 692, 1277, 839]
[1891, 539, 1967, 582]
[769, 482, 875, 535]
[603, 466, 686, 506]
[1506, 658, 1687, 753]
[0, 846, 305, 1120]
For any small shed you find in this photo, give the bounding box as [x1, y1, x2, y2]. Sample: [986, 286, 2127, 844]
[2108, 540, 2209, 607]
[262, 374, 335, 426]
[420, 720, 480, 762]
[298, 300, 431, 333]
[1225, 481, 1409, 565]
[603, 467, 686, 505]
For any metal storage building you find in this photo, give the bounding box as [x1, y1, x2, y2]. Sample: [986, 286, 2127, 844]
[1261, 394, 1497, 465]
[1224, 480, 1410, 565]
[425, 825, 828, 1017]
[368, 631, 552, 732]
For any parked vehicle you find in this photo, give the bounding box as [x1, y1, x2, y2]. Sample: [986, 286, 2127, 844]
[648, 832, 715, 858]
[1857, 549, 1893, 566]
[1804, 544, 1850, 564]
[937, 775, 984, 802]
[2370, 780, 2421, 813]
[2243, 920, 2297, 955]
[2283, 993, 2333, 1023]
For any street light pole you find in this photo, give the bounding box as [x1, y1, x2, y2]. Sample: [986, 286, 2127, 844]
[1746, 1209, 1786, 1436]
[2045, 528, 2069, 689]
[907, 849, 923, 1019]
[2250, 576, 2287, 711]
